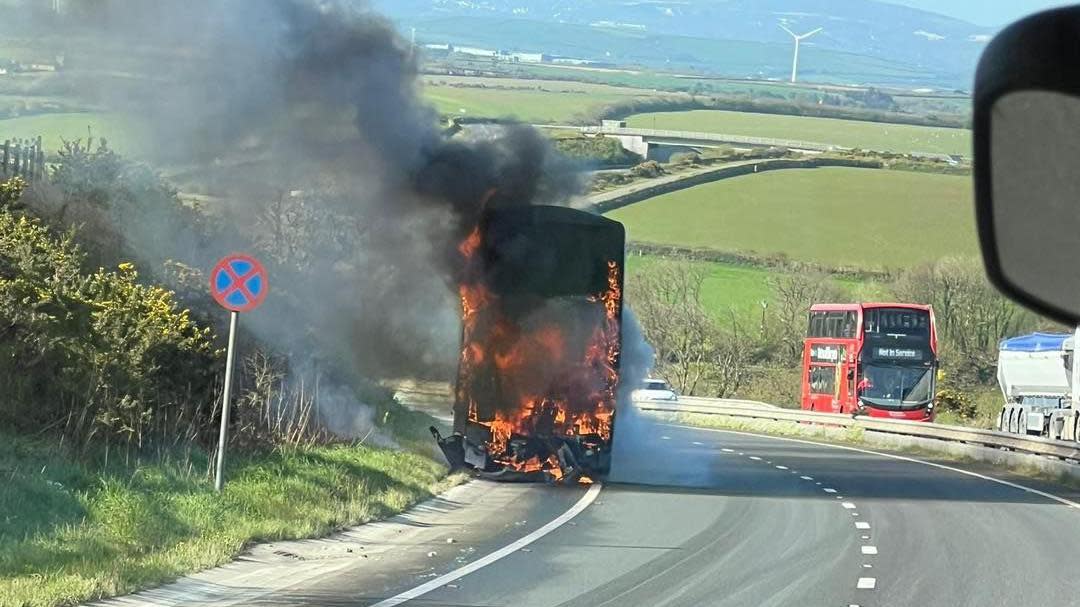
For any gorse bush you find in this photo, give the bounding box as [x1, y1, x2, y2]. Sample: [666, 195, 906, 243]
[0, 177, 218, 447]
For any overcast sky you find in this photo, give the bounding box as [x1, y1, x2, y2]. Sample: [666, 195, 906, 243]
[890, 0, 1074, 26]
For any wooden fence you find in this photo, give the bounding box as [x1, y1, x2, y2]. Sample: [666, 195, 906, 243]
[1, 137, 47, 182]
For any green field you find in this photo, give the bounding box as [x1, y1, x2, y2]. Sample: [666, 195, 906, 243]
[609, 167, 977, 270]
[422, 78, 659, 123]
[625, 255, 887, 324]
[626, 110, 971, 155]
[0, 112, 147, 156]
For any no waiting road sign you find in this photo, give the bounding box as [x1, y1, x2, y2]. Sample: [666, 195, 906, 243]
[210, 253, 268, 313]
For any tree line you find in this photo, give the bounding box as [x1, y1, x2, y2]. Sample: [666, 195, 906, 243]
[628, 257, 1056, 418]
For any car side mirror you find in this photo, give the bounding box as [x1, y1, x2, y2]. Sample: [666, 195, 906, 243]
[974, 7, 1080, 325]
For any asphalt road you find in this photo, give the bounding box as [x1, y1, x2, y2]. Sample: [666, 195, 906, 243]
[96, 410, 1080, 607]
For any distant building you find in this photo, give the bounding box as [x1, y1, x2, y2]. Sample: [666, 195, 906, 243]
[424, 43, 452, 52]
[455, 46, 499, 58]
[511, 52, 548, 64]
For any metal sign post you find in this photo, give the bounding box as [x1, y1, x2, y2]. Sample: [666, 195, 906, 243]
[215, 310, 238, 492]
[209, 253, 269, 492]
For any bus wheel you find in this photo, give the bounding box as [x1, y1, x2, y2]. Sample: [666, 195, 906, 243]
[1018, 410, 1028, 435]
[998, 409, 1007, 432]
[1074, 416, 1080, 444]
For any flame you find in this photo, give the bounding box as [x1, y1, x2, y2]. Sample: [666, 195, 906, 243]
[455, 226, 622, 482]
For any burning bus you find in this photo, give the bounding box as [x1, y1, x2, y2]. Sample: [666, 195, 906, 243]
[433, 205, 625, 484]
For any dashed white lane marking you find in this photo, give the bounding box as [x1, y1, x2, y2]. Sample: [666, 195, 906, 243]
[722, 448, 734, 453]
[823, 488, 837, 493]
[775, 465, 788, 470]
[851, 512, 859, 517]
[368, 483, 602, 607]
[836, 496, 844, 500]
[678, 425, 1080, 511]
[800, 476, 814, 480]
[660, 436, 671, 440]
[749, 456, 762, 461]
[861, 535, 871, 540]
[815, 482, 823, 486]
[692, 441, 704, 446]
[861, 546, 878, 555]
[857, 577, 877, 590]
[862, 564, 873, 569]
[855, 522, 871, 529]
[842, 502, 857, 509]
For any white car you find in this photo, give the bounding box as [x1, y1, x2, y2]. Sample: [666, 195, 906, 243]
[633, 379, 679, 402]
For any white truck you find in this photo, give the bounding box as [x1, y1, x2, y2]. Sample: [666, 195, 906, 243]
[996, 331, 1080, 441]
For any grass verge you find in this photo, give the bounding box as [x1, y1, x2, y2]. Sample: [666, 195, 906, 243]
[0, 431, 458, 607]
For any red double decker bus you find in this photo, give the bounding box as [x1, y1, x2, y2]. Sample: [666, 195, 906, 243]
[800, 303, 938, 421]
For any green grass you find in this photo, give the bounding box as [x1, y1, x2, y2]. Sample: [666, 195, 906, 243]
[423, 81, 656, 123]
[0, 433, 454, 607]
[626, 254, 888, 325]
[0, 112, 147, 156]
[626, 109, 971, 155]
[608, 167, 977, 270]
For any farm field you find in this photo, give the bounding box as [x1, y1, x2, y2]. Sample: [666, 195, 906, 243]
[0, 112, 147, 156]
[625, 254, 885, 324]
[626, 109, 971, 155]
[608, 167, 977, 270]
[422, 78, 659, 123]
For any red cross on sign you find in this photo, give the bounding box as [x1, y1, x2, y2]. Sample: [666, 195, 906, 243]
[210, 253, 269, 313]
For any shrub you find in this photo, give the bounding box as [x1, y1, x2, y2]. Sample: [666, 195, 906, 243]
[631, 160, 664, 178]
[0, 180, 218, 446]
[935, 387, 978, 419]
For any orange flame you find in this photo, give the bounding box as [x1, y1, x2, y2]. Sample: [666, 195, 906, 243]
[456, 227, 622, 481]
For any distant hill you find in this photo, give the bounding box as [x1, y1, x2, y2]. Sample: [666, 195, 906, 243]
[374, 0, 994, 88]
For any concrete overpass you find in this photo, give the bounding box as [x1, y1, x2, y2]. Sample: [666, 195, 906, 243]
[576, 124, 844, 160]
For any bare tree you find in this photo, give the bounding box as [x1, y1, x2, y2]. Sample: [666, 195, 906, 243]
[892, 257, 1048, 385]
[627, 259, 716, 395]
[708, 311, 754, 398]
[767, 272, 847, 364]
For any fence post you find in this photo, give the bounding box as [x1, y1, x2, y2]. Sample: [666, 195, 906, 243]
[1, 140, 7, 178]
[36, 147, 45, 180]
[12, 143, 20, 178]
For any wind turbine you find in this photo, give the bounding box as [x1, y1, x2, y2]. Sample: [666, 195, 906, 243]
[779, 24, 823, 84]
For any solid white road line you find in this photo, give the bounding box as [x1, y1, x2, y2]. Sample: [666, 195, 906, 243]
[861, 546, 878, 555]
[369, 483, 603, 607]
[857, 577, 877, 589]
[676, 425, 1080, 511]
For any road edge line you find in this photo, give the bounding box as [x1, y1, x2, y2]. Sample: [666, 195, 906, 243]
[369, 482, 603, 607]
[675, 425, 1080, 510]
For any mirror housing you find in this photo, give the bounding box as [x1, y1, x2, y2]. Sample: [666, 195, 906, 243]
[975, 6, 1080, 325]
